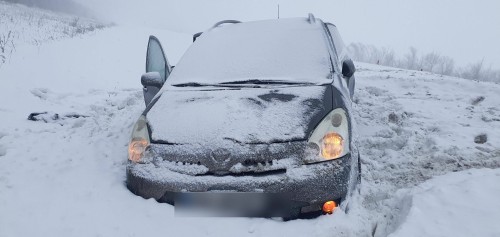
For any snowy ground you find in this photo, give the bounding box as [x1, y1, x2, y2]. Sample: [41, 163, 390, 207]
[1, 3, 500, 237]
[352, 63, 500, 236]
[0, 1, 105, 66]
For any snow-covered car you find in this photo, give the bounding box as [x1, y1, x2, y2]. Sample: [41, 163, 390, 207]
[126, 14, 360, 218]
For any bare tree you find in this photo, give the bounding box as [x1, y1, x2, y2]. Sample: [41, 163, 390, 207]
[436, 56, 455, 76]
[0, 31, 15, 64]
[367, 45, 380, 64]
[381, 47, 396, 66]
[346, 42, 367, 62]
[461, 59, 484, 80]
[346, 42, 500, 83]
[421, 52, 441, 73]
[403, 47, 418, 70]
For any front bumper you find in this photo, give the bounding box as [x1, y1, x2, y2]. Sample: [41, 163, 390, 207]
[126, 153, 352, 214]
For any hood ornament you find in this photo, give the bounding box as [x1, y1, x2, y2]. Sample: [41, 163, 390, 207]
[211, 148, 231, 164]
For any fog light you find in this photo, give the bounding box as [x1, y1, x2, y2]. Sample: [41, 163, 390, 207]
[322, 201, 337, 214]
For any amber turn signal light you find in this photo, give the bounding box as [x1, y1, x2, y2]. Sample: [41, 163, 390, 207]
[322, 200, 337, 214]
[128, 139, 149, 162]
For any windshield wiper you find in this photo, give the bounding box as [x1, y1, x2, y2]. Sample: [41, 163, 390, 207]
[171, 80, 316, 88]
[220, 79, 315, 85]
[171, 82, 251, 88]
[171, 82, 208, 87]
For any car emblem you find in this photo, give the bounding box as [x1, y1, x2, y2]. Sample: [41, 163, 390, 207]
[211, 148, 231, 163]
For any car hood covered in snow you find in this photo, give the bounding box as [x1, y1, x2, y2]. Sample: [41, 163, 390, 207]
[146, 85, 332, 145]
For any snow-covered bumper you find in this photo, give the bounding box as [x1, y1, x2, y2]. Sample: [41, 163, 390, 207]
[126, 152, 352, 214]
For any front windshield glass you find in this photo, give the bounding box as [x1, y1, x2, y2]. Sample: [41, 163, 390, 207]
[166, 18, 333, 86]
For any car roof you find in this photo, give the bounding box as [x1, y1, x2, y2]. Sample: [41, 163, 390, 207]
[166, 17, 333, 86]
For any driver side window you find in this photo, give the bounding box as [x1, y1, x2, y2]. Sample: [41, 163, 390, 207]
[146, 39, 169, 81]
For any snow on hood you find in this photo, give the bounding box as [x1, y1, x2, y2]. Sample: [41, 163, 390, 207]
[146, 85, 330, 144]
[165, 18, 332, 85]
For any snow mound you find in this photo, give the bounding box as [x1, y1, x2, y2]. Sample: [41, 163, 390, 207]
[389, 169, 500, 237]
[352, 62, 500, 236]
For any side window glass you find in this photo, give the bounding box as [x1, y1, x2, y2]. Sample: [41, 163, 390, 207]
[146, 39, 168, 81]
[327, 24, 346, 57]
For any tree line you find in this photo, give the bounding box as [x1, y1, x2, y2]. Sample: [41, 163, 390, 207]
[347, 42, 500, 83]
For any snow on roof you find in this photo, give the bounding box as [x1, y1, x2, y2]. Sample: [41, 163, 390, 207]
[166, 18, 333, 85]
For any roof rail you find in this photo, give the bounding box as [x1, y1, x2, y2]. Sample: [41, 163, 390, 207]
[307, 13, 316, 23]
[211, 20, 242, 29]
[325, 22, 336, 27]
[193, 20, 242, 42]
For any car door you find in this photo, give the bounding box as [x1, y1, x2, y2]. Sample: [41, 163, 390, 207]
[325, 23, 356, 99]
[144, 36, 171, 105]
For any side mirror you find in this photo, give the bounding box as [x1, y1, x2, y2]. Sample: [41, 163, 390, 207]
[342, 59, 356, 78]
[141, 72, 163, 106]
[141, 72, 163, 88]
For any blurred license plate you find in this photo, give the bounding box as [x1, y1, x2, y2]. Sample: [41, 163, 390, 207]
[174, 192, 280, 217]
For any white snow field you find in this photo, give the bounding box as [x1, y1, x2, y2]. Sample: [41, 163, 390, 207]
[0, 1, 105, 67]
[1, 3, 500, 237]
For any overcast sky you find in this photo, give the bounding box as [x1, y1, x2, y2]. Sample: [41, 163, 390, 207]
[76, 0, 500, 69]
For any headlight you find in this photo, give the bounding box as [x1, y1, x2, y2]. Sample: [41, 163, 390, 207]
[321, 132, 344, 158]
[305, 108, 350, 164]
[128, 115, 150, 162]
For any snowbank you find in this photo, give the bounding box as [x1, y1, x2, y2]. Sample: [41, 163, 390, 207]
[390, 169, 500, 237]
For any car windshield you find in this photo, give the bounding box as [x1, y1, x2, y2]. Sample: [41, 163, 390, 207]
[166, 18, 333, 86]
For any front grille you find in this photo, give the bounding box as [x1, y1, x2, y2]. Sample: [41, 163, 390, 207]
[148, 141, 307, 176]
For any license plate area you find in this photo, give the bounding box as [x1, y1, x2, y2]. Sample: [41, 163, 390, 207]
[174, 192, 302, 217]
